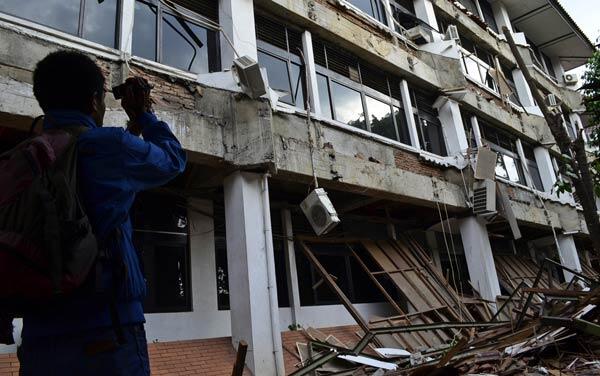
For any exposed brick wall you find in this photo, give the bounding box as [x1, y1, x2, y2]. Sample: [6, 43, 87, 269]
[393, 149, 445, 179]
[0, 353, 18, 376]
[0, 326, 364, 376]
[128, 65, 197, 112]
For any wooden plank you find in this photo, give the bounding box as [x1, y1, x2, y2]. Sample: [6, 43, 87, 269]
[350, 247, 406, 316]
[231, 340, 248, 376]
[298, 240, 371, 334]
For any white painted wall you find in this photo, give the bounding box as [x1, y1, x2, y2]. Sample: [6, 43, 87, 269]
[435, 97, 468, 156]
[219, 0, 257, 69]
[145, 199, 231, 343]
[533, 147, 557, 193]
[557, 235, 583, 284]
[459, 216, 501, 305]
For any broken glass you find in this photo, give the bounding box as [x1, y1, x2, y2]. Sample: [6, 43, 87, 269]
[258, 51, 293, 105]
[132, 0, 158, 61]
[317, 74, 333, 119]
[162, 13, 211, 73]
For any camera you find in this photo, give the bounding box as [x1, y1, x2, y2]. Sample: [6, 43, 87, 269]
[112, 78, 153, 100]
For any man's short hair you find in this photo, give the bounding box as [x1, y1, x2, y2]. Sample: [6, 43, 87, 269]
[33, 50, 105, 113]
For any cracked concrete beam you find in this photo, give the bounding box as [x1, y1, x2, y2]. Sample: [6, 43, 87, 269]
[256, 0, 466, 91]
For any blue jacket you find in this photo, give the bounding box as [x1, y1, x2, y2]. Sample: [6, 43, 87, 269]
[22, 111, 187, 338]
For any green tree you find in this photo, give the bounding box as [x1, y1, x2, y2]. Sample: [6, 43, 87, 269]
[582, 51, 600, 197]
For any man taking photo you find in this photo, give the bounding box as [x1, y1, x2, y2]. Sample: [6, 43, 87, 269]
[15, 50, 187, 375]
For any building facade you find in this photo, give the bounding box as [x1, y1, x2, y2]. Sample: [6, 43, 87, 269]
[0, 0, 596, 374]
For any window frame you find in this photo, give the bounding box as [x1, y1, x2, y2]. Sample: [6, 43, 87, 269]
[0, 0, 122, 49]
[479, 122, 527, 185]
[256, 28, 306, 109]
[133, 0, 221, 73]
[313, 41, 411, 145]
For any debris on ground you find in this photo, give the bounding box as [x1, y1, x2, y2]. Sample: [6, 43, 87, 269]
[288, 236, 600, 375]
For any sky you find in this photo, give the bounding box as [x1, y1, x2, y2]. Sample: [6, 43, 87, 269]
[557, 0, 599, 77]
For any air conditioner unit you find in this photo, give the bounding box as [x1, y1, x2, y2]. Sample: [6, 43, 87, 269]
[545, 93, 559, 107]
[474, 147, 498, 181]
[232, 55, 267, 99]
[405, 25, 433, 45]
[472, 179, 496, 216]
[444, 25, 460, 41]
[300, 188, 340, 236]
[564, 73, 579, 85]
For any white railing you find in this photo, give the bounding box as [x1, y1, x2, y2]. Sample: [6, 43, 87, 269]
[459, 46, 498, 93]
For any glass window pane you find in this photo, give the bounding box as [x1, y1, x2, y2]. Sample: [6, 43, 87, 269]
[83, 0, 118, 48]
[290, 63, 305, 108]
[464, 56, 482, 84]
[0, 0, 80, 35]
[348, 0, 375, 18]
[162, 13, 211, 73]
[495, 154, 509, 179]
[503, 155, 522, 183]
[317, 74, 333, 119]
[132, 1, 157, 61]
[366, 96, 397, 141]
[258, 51, 293, 105]
[394, 107, 411, 145]
[331, 81, 365, 129]
[529, 165, 544, 191]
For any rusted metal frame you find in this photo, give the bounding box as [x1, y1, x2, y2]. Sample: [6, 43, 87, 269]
[298, 240, 371, 333]
[544, 258, 597, 286]
[516, 260, 546, 329]
[288, 349, 339, 376]
[490, 281, 527, 322]
[290, 333, 377, 376]
[370, 321, 508, 335]
[348, 245, 406, 316]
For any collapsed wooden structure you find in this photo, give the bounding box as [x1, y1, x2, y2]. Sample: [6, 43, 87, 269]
[289, 236, 600, 375]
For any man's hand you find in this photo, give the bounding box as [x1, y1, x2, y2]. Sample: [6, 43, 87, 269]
[121, 77, 153, 136]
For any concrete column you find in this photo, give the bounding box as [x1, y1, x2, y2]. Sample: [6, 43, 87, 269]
[490, 0, 513, 33]
[551, 56, 565, 84]
[425, 231, 442, 270]
[219, 0, 258, 68]
[570, 113, 587, 142]
[224, 171, 283, 375]
[413, 0, 439, 31]
[458, 217, 501, 304]
[512, 69, 536, 108]
[302, 31, 321, 115]
[516, 139, 533, 188]
[281, 208, 301, 326]
[434, 97, 468, 156]
[557, 235, 582, 283]
[533, 147, 557, 193]
[119, 0, 135, 53]
[470, 115, 483, 147]
[400, 79, 421, 149]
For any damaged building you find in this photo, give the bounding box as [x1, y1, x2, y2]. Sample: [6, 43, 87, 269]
[0, 0, 598, 374]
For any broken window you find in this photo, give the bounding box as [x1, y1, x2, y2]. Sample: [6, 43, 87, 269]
[0, 0, 119, 48]
[522, 143, 544, 191]
[501, 64, 521, 105]
[255, 14, 305, 108]
[412, 89, 447, 156]
[132, 0, 220, 73]
[478, 0, 498, 33]
[458, 0, 479, 16]
[132, 192, 192, 313]
[313, 38, 412, 145]
[458, 35, 498, 92]
[479, 121, 526, 185]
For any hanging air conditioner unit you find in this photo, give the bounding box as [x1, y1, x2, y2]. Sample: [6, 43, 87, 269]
[232, 55, 268, 99]
[444, 25, 460, 41]
[405, 25, 433, 45]
[474, 147, 498, 181]
[300, 188, 340, 236]
[472, 179, 496, 216]
[564, 73, 579, 85]
[545, 93, 559, 107]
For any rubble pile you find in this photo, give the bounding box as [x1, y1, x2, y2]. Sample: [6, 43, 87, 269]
[289, 236, 600, 375]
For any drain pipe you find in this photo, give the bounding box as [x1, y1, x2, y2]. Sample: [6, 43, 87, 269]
[261, 173, 285, 376]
